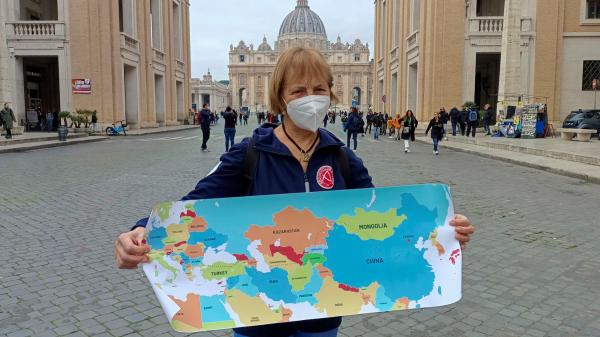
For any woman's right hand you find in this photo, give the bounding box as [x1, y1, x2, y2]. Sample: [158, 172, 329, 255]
[115, 227, 150, 269]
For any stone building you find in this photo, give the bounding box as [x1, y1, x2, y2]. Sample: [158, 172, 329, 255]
[228, 0, 373, 112]
[373, 0, 600, 122]
[190, 71, 231, 113]
[0, 0, 192, 131]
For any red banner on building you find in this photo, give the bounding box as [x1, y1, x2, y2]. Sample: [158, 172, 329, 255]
[72, 79, 91, 94]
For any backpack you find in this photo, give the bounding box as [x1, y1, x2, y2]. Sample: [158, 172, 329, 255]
[242, 138, 351, 195]
[468, 110, 478, 122]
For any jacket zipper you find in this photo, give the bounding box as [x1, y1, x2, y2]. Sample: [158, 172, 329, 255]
[304, 172, 310, 193]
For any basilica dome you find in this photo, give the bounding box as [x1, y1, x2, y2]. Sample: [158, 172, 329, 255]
[278, 0, 327, 40]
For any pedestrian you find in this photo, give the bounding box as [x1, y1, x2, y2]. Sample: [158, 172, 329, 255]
[189, 109, 196, 125]
[372, 112, 383, 140]
[114, 46, 475, 337]
[439, 107, 449, 140]
[426, 111, 444, 155]
[344, 107, 363, 151]
[483, 104, 494, 135]
[459, 107, 468, 136]
[400, 109, 418, 153]
[323, 112, 328, 128]
[393, 113, 402, 140]
[466, 107, 479, 138]
[46, 111, 54, 131]
[366, 111, 373, 134]
[1, 103, 16, 139]
[222, 106, 237, 152]
[382, 112, 388, 135]
[91, 111, 98, 133]
[199, 103, 211, 152]
[449, 106, 460, 136]
[243, 113, 248, 125]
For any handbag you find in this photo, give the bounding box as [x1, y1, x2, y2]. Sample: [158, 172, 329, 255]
[401, 126, 410, 136]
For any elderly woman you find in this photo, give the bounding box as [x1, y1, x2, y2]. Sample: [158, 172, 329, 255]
[115, 47, 475, 337]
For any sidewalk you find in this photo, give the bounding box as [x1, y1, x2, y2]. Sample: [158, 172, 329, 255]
[0, 125, 199, 154]
[416, 134, 600, 184]
[0, 134, 108, 154]
[124, 124, 199, 135]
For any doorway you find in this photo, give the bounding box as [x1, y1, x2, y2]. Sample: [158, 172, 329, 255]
[407, 63, 418, 115]
[154, 74, 165, 125]
[21, 57, 60, 132]
[123, 64, 139, 126]
[474, 53, 501, 109]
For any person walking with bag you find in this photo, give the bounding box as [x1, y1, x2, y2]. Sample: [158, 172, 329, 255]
[466, 107, 479, 138]
[401, 110, 418, 153]
[1, 103, 16, 139]
[426, 111, 445, 155]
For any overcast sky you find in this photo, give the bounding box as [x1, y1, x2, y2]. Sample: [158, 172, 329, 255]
[189, 0, 375, 81]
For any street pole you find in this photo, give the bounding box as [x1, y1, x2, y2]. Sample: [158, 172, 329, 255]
[594, 79, 598, 110]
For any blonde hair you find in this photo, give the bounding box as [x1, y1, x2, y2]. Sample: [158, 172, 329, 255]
[269, 47, 338, 114]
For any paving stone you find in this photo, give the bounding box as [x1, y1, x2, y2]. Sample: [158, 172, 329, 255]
[2, 126, 599, 337]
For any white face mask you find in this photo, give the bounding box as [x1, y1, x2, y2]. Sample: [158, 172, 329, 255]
[285, 95, 330, 133]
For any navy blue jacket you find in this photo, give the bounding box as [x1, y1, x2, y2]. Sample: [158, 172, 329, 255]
[199, 109, 211, 129]
[344, 112, 363, 133]
[134, 124, 373, 336]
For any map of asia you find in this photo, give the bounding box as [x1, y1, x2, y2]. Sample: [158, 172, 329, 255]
[142, 184, 462, 332]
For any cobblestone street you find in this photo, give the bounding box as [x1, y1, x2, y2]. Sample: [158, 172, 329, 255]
[1, 123, 599, 337]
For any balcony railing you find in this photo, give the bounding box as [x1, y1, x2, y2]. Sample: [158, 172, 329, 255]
[120, 33, 139, 54]
[406, 31, 419, 50]
[469, 17, 504, 34]
[5, 21, 65, 39]
[153, 49, 165, 62]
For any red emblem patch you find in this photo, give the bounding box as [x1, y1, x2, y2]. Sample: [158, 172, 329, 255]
[316, 165, 334, 190]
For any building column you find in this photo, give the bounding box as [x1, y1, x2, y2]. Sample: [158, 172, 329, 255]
[497, 0, 522, 107]
[58, 50, 71, 113]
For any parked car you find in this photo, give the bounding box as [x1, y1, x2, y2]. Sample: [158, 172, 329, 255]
[562, 109, 600, 137]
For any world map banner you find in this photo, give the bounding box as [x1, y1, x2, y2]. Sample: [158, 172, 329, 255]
[142, 184, 462, 332]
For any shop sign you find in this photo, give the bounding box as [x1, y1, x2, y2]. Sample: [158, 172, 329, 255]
[72, 79, 91, 94]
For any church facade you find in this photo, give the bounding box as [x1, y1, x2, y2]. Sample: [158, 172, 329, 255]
[228, 0, 373, 113]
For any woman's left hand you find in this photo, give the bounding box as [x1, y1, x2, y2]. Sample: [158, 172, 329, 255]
[451, 214, 475, 250]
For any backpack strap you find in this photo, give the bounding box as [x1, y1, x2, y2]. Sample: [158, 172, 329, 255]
[242, 137, 259, 195]
[337, 147, 352, 188]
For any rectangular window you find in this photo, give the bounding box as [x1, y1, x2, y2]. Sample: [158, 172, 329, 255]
[588, 0, 600, 19]
[582, 60, 600, 90]
[119, 0, 124, 33]
[150, 0, 162, 49]
[393, 0, 399, 48]
[354, 54, 361, 62]
[257, 57, 262, 63]
[239, 55, 245, 63]
[411, 0, 420, 32]
[172, 2, 182, 59]
[338, 56, 343, 63]
[381, 1, 387, 55]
